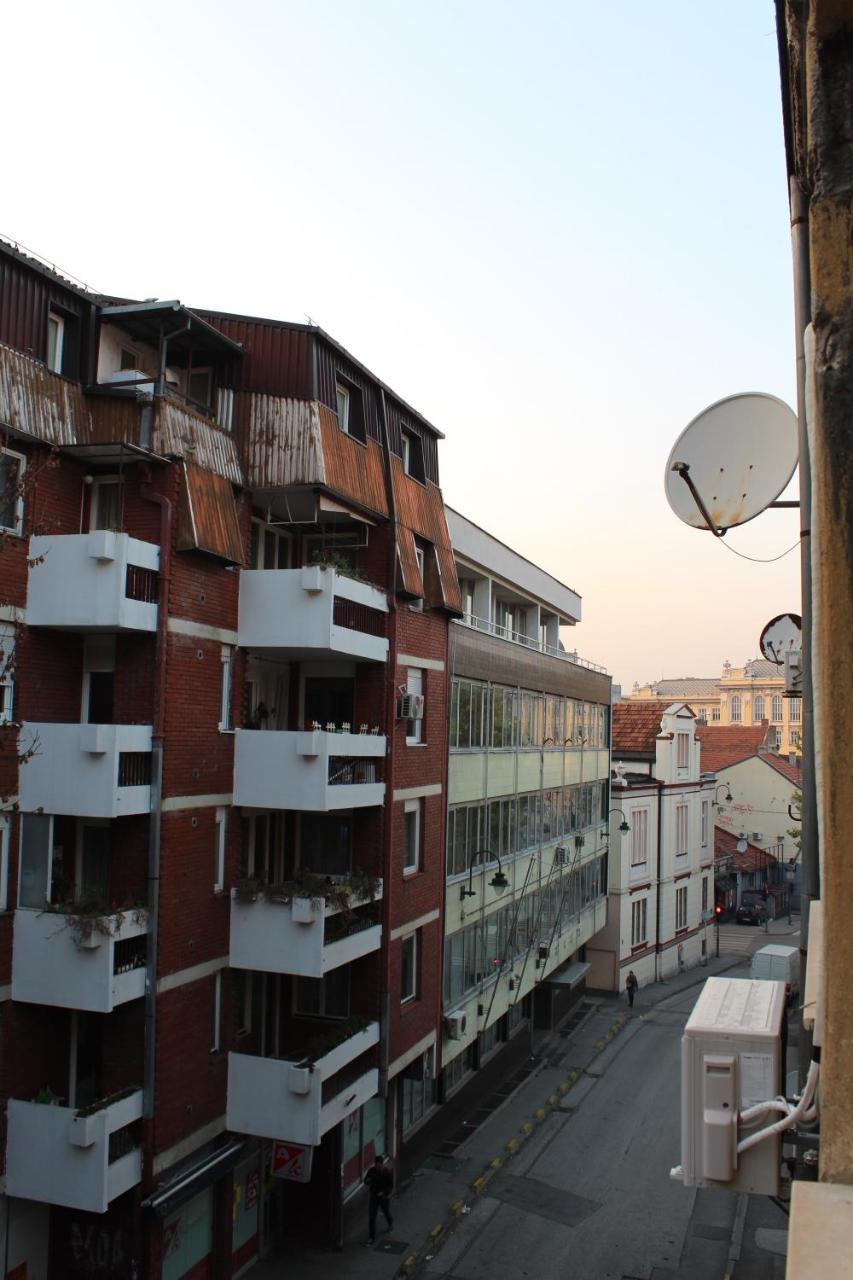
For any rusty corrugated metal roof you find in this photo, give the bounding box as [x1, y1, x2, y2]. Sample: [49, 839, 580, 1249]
[234, 393, 326, 490]
[153, 399, 243, 485]
[318, 403, 389, 517]
[176, 461, 244, 563]
[0, 341, 84, 446]
[391, 457, 461, 613]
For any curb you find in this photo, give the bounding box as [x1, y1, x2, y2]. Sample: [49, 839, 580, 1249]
[395, 1015, 629, 1278]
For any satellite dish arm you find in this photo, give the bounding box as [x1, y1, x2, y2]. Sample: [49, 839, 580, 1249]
[670, 462, 726, 537]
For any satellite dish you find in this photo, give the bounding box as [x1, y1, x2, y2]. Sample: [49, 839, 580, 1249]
[665, 393, 798, 532]
[736, 835, 749, 854]
[759, 613, 803, 665]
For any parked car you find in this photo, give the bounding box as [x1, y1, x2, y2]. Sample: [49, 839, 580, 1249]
[736, 902, 768, 925]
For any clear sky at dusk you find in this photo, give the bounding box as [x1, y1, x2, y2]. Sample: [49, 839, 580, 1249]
[2, 1, 800, 691]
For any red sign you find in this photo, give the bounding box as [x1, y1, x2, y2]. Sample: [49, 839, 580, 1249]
[271, 1141, 314, 1183]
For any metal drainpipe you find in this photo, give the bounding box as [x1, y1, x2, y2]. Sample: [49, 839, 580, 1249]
[377, 389, 399, 1149]
[654, 779, 664, 982]
[140, 472, 173, 1125]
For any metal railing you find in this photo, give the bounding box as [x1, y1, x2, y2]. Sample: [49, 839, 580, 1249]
[117, 752, 152, 788]
[125, 564, 159, 604]
[332, 597, 387, 638]
[328, 758, 378, 786]
[457, 615, 608, 673]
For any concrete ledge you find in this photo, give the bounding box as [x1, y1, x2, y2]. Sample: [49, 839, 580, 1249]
[786, 1182, 853, 1279]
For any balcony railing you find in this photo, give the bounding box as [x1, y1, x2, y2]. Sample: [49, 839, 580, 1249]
[227, 1022, 380, 1147]
[457, 614, 608, 673]
[12, 907, 148, 1012]
[27, 532, 160, 632]
[230, 878, 383, 978]
[237, 566, 388, 662]
[233, 729, 386, 811]
[5, 1087, 143, 1213]
[18, 722, 153, 818]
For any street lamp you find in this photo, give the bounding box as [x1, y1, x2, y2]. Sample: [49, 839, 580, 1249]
[609, 808, 631, 833]
[460, 848, 508, 901]
[714, 782, 733, 809]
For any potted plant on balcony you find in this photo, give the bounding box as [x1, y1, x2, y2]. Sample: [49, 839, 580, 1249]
[44, 892, 146, 949]
[235, 877, 264, 904]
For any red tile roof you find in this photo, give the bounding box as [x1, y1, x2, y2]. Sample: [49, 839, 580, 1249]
[695, 723, 771, 773]
[612, 702, 670, 756]
[764, 754, 803, 785]
[714, 825, 779, 873]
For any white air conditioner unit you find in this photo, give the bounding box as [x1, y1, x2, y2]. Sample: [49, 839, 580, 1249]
[444, 1010, 467, 1041]
[752, 832, 764, 843]
[554, 846, 567, 866]
[397, 693, 425, 721]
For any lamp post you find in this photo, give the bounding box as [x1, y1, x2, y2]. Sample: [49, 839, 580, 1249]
[713, 782, 733, 810]
[460, 848, 508, 902]
[608, 808, 631, 833]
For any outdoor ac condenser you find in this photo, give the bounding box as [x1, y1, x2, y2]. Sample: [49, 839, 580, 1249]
[678, 976, 786, 1195]
[445, 1011, 467, 1040]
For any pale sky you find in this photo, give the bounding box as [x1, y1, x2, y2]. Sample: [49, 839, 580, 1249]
[2, 1, 801, 691]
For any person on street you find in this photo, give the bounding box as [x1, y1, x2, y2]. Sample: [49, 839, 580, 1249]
[626, 969, 639, 1008]
[364, 1154, 393, 1244]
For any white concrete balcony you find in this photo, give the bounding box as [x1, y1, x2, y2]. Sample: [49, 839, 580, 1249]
[238, 566, 388, 662]
[27, 531, 159, 632]
[18, 723, 153, 818]
[229, 880, 383, 978]
[233, 729, 386, 811]
[5, 1087, 143, 1213]
[227, 1022, 380, 1147]
[12, 907, 148, 1012]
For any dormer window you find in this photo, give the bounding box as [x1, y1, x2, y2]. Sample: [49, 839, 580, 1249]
[401, 428, 426, 484]
[335, 378, 366, 443]
[47, 311, 65, 373]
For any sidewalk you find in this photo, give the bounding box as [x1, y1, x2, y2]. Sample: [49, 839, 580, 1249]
[250, 952, 747, 1280]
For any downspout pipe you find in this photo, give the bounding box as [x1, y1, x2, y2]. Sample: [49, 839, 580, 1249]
[140, 471, 173, 1125]
[377, 389, 399, 1147]
[655, 779, 664, 982]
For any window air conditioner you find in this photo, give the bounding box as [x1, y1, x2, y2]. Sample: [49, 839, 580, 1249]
[397, 693, 425, 721]
[444, 1010, 467, 1040]
[752, 832, 764, 843]
[554, 846, 567, 866]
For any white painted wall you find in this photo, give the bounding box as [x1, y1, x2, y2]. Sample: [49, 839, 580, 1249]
[27, 532, 159, 632]
[238, 567, 388, 663]
[18, 722, 153, 818]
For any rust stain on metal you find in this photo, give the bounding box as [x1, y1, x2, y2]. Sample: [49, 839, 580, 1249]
[233, 393, 326, 490]
[153, 400, 243, 485]
[176, 461, 244, 563]
[0, 342, 85, 446]
[391, 457, 462, 613]
[317, 403, 389, 517]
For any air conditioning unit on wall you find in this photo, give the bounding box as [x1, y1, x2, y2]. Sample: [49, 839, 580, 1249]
[554, 846, 567, 865]
[444, 1010, 467, 1040]
[397, 693, 425, 721]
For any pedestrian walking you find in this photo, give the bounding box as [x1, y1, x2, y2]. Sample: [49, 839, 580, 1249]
[364, 1154, 393, 1245]
[626, 969, 639, 1008]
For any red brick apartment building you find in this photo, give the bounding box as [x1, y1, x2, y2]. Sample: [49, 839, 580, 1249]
[0, 239, 461, 1278]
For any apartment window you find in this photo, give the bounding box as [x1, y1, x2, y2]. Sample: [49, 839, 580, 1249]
[403, 799, 421, 874]
[701, 800, 709, 847]
[789, 697, 802, 723]
[219, 646, 234, 730]
[696, 706, 707, 723]
[631, 809, 648, 865]
[0, 448, 25, 535]
[335, 378, 366, 443]
[47, 310, 65, 372]
[18, 814, 52, 908]
[187, 368, 213, 412]
[676, 804, 688, 857]
[631, 898, 647, 947]
[90, 477, 123, 531]
[771, 694, 783, 722]
[235, 972, 252, 1036]
[0, 814, 9, 910]
[772, 726, 782, 750]
[296, 969, 350, 1019]
[730, 695, 742, 723]
[410, 545, 425, 612]
[702, 877, 709, 915]
[214, 807, 227, 892]
[711, 706, 721, 722]
[0, 623, 15, 724]
[753, 695, 765, 722]
[677, 732, 689, 769]
[790, 729, 802, 748]
[401, 428, 426, 484]
[211, 972, 222, 1053]
[401, 933, 418, 1003]
[406, 668, 424, 745]
[676, 886, 688, 931]
[250, 518, 291, 569]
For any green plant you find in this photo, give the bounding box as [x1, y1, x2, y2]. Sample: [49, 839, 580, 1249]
[235, 876, 264, 903]
[74, 1085, 139, 1118]
[307, 549, 373, 585]
[42, 894, 147, 945]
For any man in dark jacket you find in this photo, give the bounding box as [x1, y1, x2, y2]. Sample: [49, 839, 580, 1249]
[364, 1155, 393, 1244]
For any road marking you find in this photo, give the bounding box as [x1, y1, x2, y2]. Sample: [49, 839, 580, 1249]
[472, 1175, 486, 1191]
[450, 1199, 465, 1214]
[430, 1224, 444, 1239]
[506, 1137, 519, 1152]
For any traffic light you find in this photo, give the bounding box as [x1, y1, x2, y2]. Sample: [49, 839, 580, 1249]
[714, 904, 723, 917]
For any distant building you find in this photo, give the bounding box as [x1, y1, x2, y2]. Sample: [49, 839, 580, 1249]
[587, 702, 716, 992]
[628, 658, 802, 756]
[713, 827, 787, 919]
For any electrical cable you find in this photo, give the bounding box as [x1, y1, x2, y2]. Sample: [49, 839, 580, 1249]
[716, 536, 802, 565]
[736, 1057, 820, 1156]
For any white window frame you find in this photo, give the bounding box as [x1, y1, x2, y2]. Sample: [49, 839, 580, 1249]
[335, 381, 350, 433]
[753, 695, 765, 722]
[676, 885, 688, 931]
[711, 706, 721, 722]
[403, 799, 421, 875]
[701, 800, 709, 847]
[219, 645, 234, 731]
[0, 814, 9, 911]
[18, 814, 54, 909]
[630, 808, 648, 866]
[401, 432, 411, 474]
[702, 876, 709, 915]
[90, 476, 123, 532]
[631, 898, 647, 947]
[212, 972, 222, 1053]
[47, 311, 65, 373]
[675, 803, 689, 857]
[677, 732, 689, 770]
[0, 447, 26, 536]
[410, 545, 425, 612]
[730, 695, 742, 723]
[214, 807, 227, 892]
[0, 623, 16, 725]
[789, 697, 802, 724]
[405, 668, 424, 745]
[400, 932, 418, 1003]
[771, 694, 783, 722]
